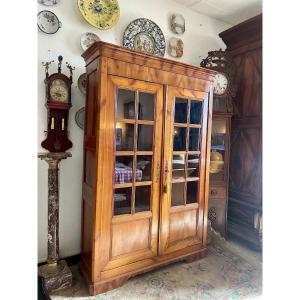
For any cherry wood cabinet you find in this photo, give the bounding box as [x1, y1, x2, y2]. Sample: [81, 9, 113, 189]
[80, 41, 215, 295]
[219, 15, 262, 249]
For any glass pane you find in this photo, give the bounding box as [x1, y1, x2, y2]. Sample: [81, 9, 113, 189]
[139, 92, 154, 120]
[211, 119, 226, 151]
[190, 101, 202, 124]
[189, 128, 200, 151]
[171, 182, 185, 206]
[213, 97, 227, 113]
[172, 154, 186, 180]
[187, 154, 200, 178]
[174, 98, 188, 123]
[115, 156, 133, 184]
[137, 125, 153, 151]
[116, 123, 134, 151]
[114, 187, 132, 215]
[136, 156, 152, 181]
[210, 150, 224, 178]
[135, 185, 151, 212]
[173, 127, 186, 151]
[186, 181, 198, 204]
[117, 89, 135, 119]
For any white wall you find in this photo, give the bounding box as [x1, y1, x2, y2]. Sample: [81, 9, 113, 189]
[38, 0, 231, 262]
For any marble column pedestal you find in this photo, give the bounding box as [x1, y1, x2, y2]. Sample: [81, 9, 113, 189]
[38, 152, 72, 295]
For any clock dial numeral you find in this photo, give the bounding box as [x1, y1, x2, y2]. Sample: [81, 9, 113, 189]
[213, 73, 228, 96]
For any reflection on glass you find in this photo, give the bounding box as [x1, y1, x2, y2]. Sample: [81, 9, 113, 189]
[172, 154, 186, 179]
[114, 188, 132, 215]
[117, 89, 135, 119]
[211, 120, 226, 151]
[137, 125, 153, 151]
[173, 127, 186, 151]
[187, 154, 200, 178]
[115, 156, 133, 184]
[190, 101, 202, 124]
[116, 123, 134, 151]
[171, 182, 185, 206]
[189, 128, 200, 151]
[213, 97, 227, 112]
[139, 92, 154, 121]
[186, 181, 198, 204]
[136, 156, 152, 181]
[174, 98, 188, 123]
[135, 185, 151, 212]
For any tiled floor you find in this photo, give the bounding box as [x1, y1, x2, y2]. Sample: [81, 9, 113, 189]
[50, 234, 262, 300]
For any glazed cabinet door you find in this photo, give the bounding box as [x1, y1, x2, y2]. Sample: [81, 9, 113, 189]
[101, 76, 163, 273]
[159, 86, 210, 255]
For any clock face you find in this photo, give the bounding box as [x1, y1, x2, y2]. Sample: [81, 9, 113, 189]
[50, 79, 69, 102]
[213, 73, 229, 96]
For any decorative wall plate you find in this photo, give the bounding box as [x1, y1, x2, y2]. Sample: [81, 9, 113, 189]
[80, 32, 100, 51]
[170, 14, 185, 35]
[38, 0, 60, 5]
[38, 10, 61, 34]
[78, 73, 87, 94]
[168, 37, 184, 58]
[123, 18, 166, 57]
[77, 0, 120, 30]
[75, 107, 85, 130]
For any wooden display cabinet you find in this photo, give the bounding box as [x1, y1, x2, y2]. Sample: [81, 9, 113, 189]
[80, 41, 215, 295]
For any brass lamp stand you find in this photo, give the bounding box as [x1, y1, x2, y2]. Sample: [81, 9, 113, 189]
[38, 152, 72, 295]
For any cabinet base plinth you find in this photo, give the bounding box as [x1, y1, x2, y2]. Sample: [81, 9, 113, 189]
[81, 248, 207, 296]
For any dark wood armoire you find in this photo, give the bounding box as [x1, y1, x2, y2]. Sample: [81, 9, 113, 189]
[219, 15, 262, 250]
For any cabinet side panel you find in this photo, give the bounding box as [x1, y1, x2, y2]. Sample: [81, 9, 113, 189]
[81, 60, 99, 280]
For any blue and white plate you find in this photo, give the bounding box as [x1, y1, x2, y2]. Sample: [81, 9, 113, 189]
[123, 18, 166, 57]
[38, 10, 61, 34]
[38, 0, 60, 6]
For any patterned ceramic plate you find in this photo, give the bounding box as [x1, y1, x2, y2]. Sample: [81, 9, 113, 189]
[75, 107, 85, 130]
[77, 0, 120, 30]
[123, 18, 166, 57]
[80, 32, 101, 51]
[170, 14, 185, 35]
[38, 10, 61, 34]
[168, 37, 184, 58]
[38, 0, 60, 5]
[78, 73, 87, 94]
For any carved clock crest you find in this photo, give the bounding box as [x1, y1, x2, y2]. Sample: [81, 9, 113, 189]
[200, 49, 236, 113]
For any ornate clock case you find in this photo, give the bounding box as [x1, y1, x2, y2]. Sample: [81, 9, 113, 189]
[201, 50, 236, 237]
[41, 56, 74, 152]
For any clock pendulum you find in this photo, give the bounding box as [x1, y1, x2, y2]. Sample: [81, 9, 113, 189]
[38, 56, 75, 295]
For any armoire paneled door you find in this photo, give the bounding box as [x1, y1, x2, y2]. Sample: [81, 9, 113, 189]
[159, 87, 209, 255]
[102, 76, 164, 271]
[80, 41, 215, 295]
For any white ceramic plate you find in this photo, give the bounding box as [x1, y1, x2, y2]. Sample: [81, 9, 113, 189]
[168, 37, 184, 58]
[37, 10, 61, 34]
[80, 32, 101, 51]
[78, 73, 87, 95]
[75, 107, 85, 130]
[170, 14, 185, 35]
[38, 0, 60, 6]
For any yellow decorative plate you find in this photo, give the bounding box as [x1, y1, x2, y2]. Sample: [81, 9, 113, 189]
[77, 0, 120, 30]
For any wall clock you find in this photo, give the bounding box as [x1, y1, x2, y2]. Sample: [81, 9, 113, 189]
[41, 56, 75, 152]
[200, 49, 236, 113]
